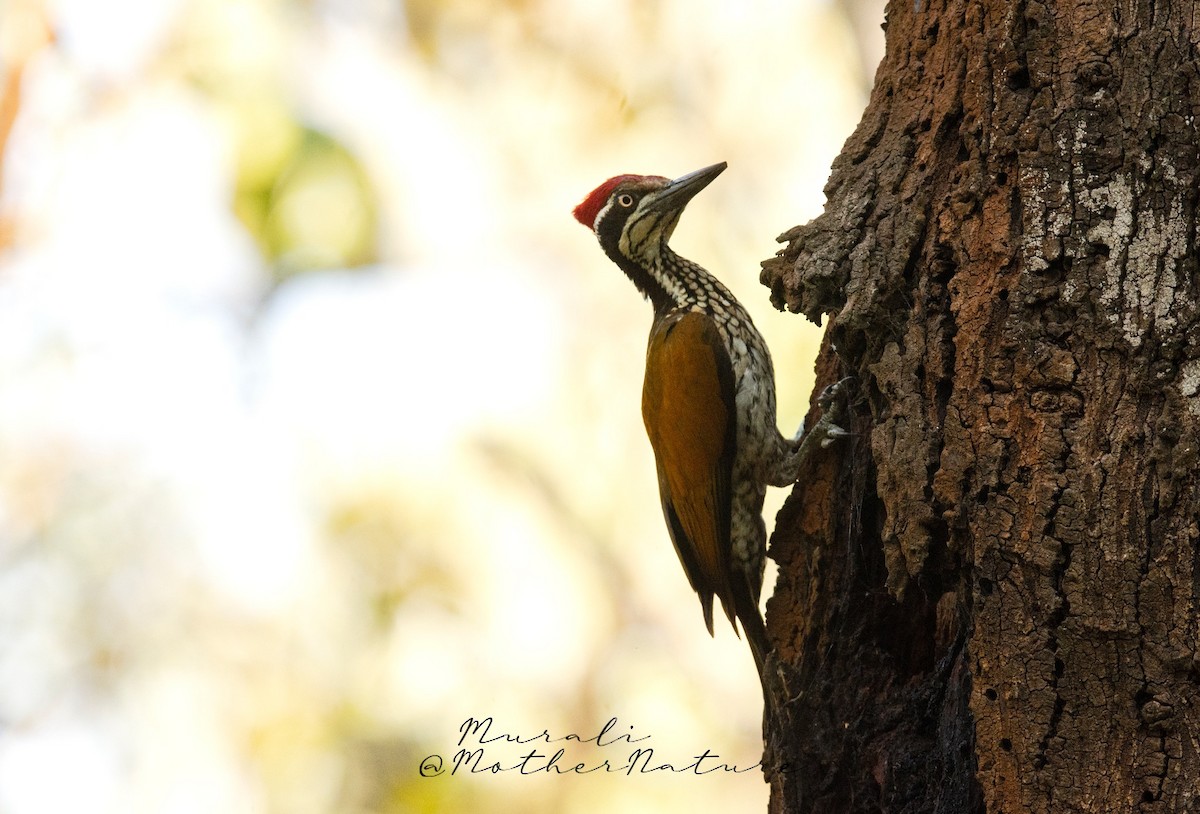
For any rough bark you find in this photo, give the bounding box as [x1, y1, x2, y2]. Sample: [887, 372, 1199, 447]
[759, 0, 1200, 811]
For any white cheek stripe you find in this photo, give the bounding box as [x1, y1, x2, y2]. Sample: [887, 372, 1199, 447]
[593, 198, 615, 233]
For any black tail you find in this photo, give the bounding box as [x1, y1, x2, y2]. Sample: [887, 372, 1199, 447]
[727, 574, 771, 685]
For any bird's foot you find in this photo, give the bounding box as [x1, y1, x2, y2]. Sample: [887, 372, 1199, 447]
[773, 377, 854, 486]
[816, 376, 854, 412]
[792, 376, 853, 448]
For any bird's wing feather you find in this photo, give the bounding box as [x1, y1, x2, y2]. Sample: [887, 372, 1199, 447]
[642, 310, 736, 635]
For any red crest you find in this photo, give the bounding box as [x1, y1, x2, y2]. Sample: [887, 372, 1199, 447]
[573, 174, 641, 229]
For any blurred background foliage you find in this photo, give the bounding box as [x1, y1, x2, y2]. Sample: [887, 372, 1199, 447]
[0, 0, 880, 811]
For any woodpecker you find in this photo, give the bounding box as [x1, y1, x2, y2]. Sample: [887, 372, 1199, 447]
[574, 161, 846, 676]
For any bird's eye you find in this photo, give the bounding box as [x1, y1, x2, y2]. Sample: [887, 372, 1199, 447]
[616, 193, 635, 207]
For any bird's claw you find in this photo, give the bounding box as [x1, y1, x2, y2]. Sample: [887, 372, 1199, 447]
[817, 376, 855, 411]
[793, 377, 854, 444]
[820, 424, 851, 448]
[779, 376, 853, 483]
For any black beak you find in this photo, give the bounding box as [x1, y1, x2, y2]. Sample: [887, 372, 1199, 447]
[643, 162, 727, 215]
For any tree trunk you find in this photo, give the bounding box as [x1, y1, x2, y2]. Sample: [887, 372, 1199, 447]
[758, 0, 1200, 811]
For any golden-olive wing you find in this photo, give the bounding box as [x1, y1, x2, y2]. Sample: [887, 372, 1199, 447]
[641, 310, 737, 635]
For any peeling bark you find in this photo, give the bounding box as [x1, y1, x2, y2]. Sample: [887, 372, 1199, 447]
[760, 0, 1200, 811]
